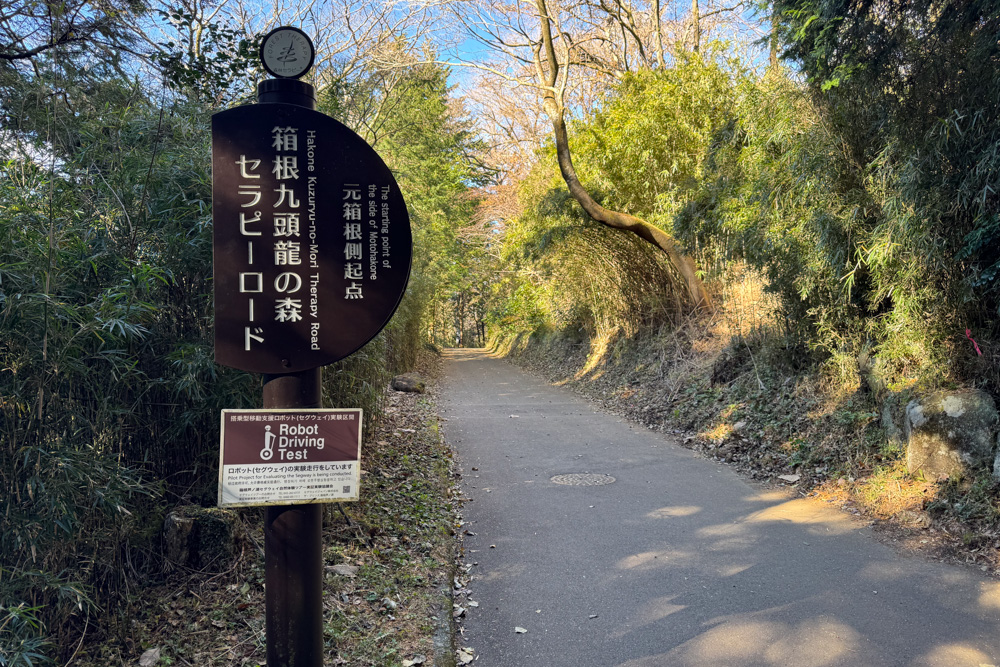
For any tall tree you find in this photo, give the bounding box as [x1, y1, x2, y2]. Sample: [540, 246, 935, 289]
[451, 0, 713, 307]
[532, 0, 710, 307]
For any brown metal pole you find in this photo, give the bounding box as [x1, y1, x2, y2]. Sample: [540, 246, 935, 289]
[263, 369, 324, 666]
[259, 77, 324, 667]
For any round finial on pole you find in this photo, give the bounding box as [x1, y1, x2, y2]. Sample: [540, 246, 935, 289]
[260, 26, 315, 80]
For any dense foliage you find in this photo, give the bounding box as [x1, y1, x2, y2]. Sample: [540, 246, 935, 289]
[475, 0, 1000, 591]
[770, 0, 1000, 382]
[490, 25, 1000, 393]
[1, 72, 245, 661]
[0, 14, 478, 663]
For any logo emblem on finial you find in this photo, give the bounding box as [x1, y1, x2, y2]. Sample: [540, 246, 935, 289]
[260, 26, 315, 79]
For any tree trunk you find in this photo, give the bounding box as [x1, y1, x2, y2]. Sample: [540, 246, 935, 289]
[769, 6, 780, 70]
[431, 290, 437, 344]
[654, 0, 666, 68]
[691, 0, 701, 53]
[458, 293, 466, 347]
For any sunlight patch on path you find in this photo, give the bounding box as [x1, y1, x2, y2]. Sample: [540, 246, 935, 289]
[646, 505, 701, 519]
[978, 583, 1000, 611]
[608, 595, 686, 639]
[745, 495, 860, 536]
[616, 618, 862, 667]
[915, 644, 997, 666]
[616, 549, 695, 571]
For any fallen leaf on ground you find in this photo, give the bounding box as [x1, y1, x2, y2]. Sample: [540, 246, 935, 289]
[328, 564, 359, 577]
[139, 648, 161, 667]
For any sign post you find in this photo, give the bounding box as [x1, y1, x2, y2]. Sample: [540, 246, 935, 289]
[211, 26, 412, 666]
[263, 371, 323, 666]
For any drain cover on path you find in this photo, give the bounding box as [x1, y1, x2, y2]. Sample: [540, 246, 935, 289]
[550, 473, 616, 486]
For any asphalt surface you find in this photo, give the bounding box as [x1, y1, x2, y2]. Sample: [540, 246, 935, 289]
[439, 348, 1000, 667]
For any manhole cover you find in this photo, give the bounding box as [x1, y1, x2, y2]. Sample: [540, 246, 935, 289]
[550, 473, 616, 486]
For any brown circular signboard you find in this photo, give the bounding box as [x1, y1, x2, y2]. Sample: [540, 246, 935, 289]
[212, 102, 412, 374]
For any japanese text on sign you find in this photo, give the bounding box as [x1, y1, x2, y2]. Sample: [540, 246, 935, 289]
[213, 102, 412, 374]
[218, 408, 362, 507]
[235, 125, 309, 351]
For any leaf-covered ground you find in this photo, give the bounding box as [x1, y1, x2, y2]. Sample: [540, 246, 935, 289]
[74, 352, 461, 667]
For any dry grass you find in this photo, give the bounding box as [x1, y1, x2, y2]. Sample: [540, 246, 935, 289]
[814, 463, 938, 520]
[710, 263, 783, 343]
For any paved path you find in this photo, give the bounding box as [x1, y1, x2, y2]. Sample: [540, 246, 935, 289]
[439, 349, 1000, 667]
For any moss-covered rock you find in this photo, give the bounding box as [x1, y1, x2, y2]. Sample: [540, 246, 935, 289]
[904, 389, 998, 479]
